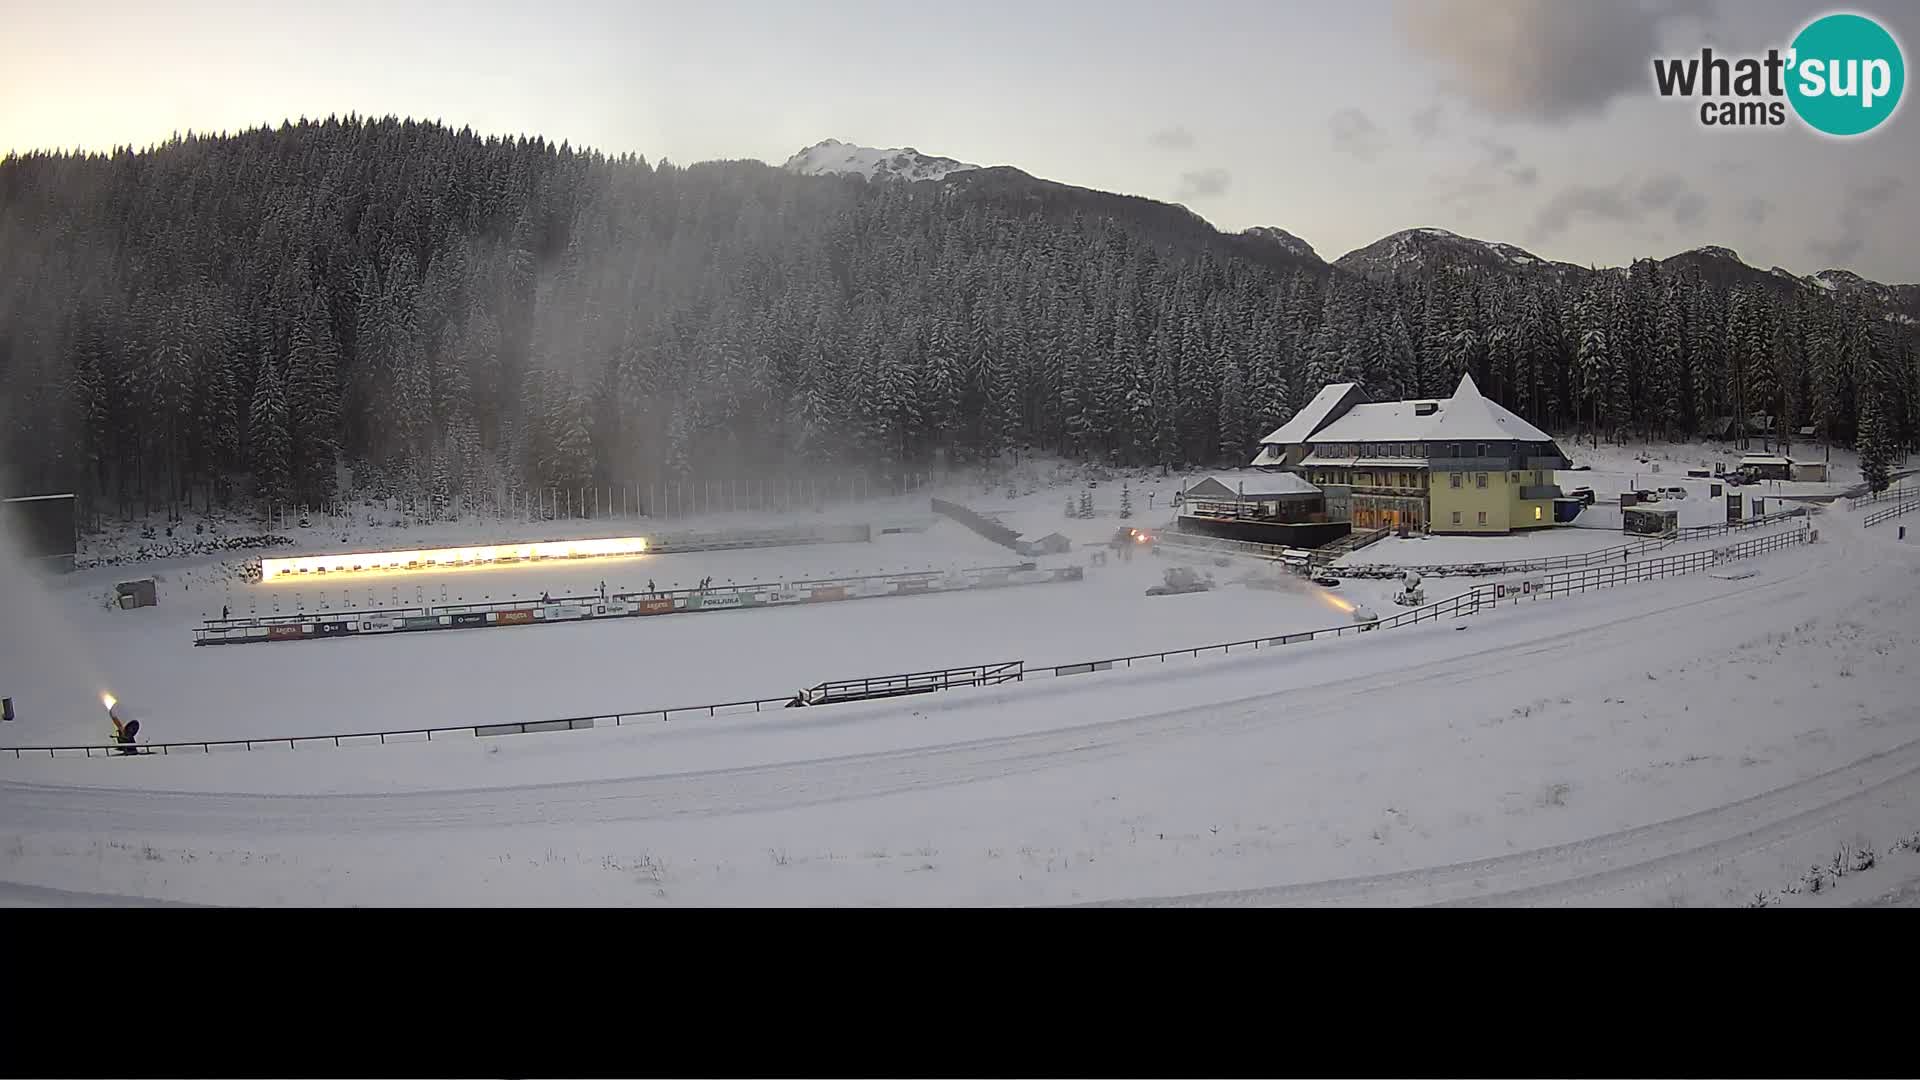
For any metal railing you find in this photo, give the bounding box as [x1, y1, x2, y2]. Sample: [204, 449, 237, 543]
[1034, 589, 1482, 677]
[1864, 498, 1920, 528]
[4, 693, 812, 758]
[802, 662, 1025, 705]
[1476, 523, 1810, 609]
[4, 520, 1814, 761]
[1331, 507, 1810, 580]
[1849, 482, 1915, 509]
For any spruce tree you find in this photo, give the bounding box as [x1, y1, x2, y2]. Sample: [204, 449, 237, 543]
[249, 354, 291, 502]
[1120, 483, 1133, 520]
[1859, 393, 1892, 493]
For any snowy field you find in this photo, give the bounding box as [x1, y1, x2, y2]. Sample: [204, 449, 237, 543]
[4, 454, 1919, 906]
[4, 473, 1373, 747]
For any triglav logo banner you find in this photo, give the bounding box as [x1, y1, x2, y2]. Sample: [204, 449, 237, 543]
[1653, 11, 1905, 136]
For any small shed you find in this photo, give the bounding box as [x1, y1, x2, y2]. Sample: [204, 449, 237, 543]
[1623, 506, 1678, 537]
[1789, 460, 1829, 482]
[1740, 455, 1792, 481]
[1020, 532, 1073, 556]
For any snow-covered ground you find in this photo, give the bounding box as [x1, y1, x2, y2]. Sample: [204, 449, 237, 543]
[4, 459, 1918, 907]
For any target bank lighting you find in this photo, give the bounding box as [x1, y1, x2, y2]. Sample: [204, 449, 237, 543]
[259, 535, 651, 581]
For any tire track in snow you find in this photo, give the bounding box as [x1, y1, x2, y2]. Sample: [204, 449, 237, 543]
[1098, 727, 1920, 908]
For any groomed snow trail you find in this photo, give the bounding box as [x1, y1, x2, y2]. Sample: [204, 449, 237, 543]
[4, 504, 1917, 906]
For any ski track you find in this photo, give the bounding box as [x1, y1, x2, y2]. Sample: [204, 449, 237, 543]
[4, 504, 1914, 905]
[0, 534, 1828, 833]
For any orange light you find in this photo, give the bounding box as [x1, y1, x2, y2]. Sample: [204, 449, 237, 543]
[259, 536, 651, 581]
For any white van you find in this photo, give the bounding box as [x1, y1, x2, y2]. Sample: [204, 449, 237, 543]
[1656, 486, 1689, 501]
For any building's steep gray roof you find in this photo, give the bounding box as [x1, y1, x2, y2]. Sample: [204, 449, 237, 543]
[1258, 383, 1361, 445]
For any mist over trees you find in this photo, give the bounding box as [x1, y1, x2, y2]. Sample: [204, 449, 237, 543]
[2, 116, 1915, 517]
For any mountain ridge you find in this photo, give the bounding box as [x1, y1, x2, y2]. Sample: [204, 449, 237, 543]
[778, 139, 1915, 301]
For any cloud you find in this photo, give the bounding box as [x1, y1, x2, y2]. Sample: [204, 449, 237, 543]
[1147, 126, 1195, 151]
[1738, 197, 1772, 225]
[1397, 0, 1717, 122]
[1329, 109, 1387, 160]
[1473, 136, 1518, 166]
[1422, 133, 1539, 214]
[1811, 176, 1905, 268]
[1530, 181, 1639, 243]
[1173, 168, 1231, 200]
[1410, 104, 1446, 139]
[1528, 170, 1711, 242]
[1636, 172, 1710, 227]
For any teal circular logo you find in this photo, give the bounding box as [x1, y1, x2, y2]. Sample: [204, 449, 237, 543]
[1787, 13, 1905, 136]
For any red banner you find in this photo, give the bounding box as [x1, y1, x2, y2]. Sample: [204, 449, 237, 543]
[636, 598, 677, 615]
[497, 610, 534, 625]
[268, 624, 304, 640]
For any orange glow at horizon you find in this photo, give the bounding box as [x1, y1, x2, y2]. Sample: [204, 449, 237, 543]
[259, 536, 650, 582]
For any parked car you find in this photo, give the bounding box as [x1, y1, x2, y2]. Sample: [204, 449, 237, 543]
[1656, 486, 1689, 500]
[1568, 486, 1596, 505]
[1312, 576, 1340, 588]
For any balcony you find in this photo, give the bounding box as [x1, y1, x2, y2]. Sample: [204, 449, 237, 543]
[1525, 456, 1569, 471]
[1429, 457, 1514, 473]
[1519, 484, 1563, 501]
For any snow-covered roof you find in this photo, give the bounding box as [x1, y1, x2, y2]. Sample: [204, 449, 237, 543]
[1311, 400, 1446, 442]
[1189, 473, 1321, 499]
[1426, 373, 1552, 442]
[1248, 445, 1286, 467]
[1740, 455, 1791, 466]
[1270, 374, 1551, 448]
[1258, 383, 1361, 446]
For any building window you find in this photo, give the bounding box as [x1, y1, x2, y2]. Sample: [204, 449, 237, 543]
[1478, 511, 1487, 525]
[1452, 511, 1461, 525]
[1534, 506, 1543, 521]
[1476, 473, 1488, 488]
[1450, 473, 1462, 488]
[1510, 472, 1521, 483]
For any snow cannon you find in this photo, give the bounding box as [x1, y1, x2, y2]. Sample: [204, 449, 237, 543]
[1392, 570, 1425, 607]
[106, 693, 140, 753]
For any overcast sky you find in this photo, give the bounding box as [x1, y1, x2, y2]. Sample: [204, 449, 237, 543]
[3, 0, 1915, 281]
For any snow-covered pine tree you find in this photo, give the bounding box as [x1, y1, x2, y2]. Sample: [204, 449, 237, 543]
[1079, 489, 1093, 518]
[1216, 343, 1250, 464]
[1120, 482, 1133, 520]
[249, 352, 291, 502]
[1859, 392, 1892, 492]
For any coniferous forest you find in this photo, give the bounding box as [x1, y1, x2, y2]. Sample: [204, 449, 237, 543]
[2, 116, 1916, 520]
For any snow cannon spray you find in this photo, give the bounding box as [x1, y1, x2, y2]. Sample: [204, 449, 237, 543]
[105, 692, 139, 750]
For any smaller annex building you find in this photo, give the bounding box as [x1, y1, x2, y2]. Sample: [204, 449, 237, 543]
[1175, 473, 1350, 549]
